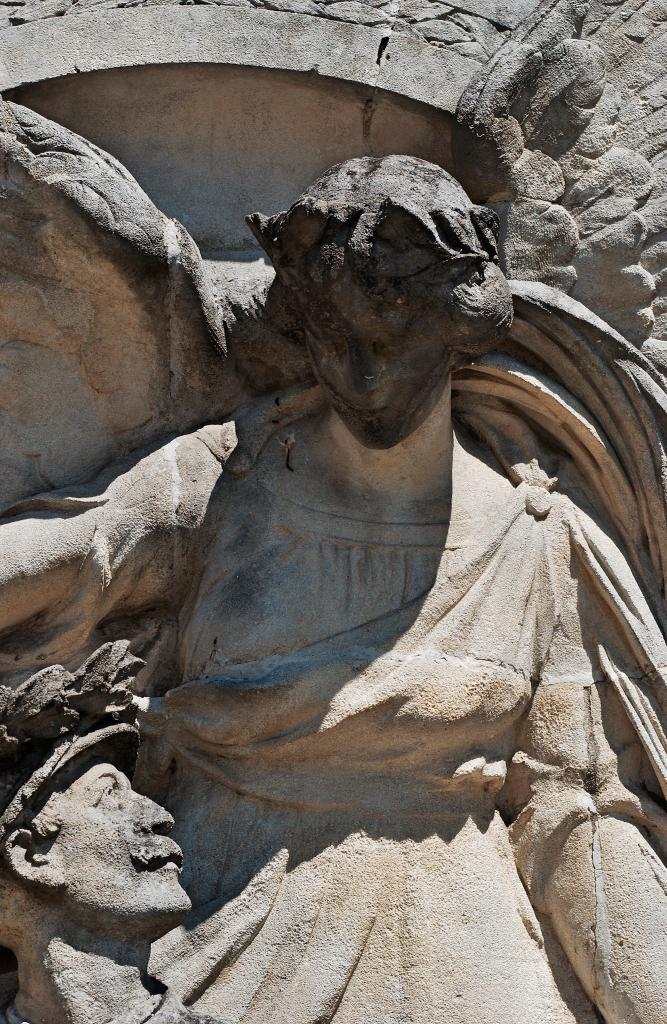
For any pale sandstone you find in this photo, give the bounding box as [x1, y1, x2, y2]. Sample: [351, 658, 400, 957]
[1, 3, 667, 1022]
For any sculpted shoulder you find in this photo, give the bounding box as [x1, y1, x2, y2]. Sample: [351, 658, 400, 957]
[0, 424, 236, 688]
[88, 423, 236, 535]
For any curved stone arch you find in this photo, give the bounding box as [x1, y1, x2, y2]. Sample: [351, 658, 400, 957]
[0, 7, 476, 110]
[2, 8, 478, 252]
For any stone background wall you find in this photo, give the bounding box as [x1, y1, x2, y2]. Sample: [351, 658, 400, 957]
[1, 0, 535, 65]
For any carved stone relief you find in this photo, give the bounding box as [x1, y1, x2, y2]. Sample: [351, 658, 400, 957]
[0, 642, 221, 1022]
[1, 0, 518, 65]
[2, 1, 667, 1021]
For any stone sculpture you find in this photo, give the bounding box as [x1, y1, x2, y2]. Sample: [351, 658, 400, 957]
[0, 641, 224, 1023]
[2, 0, 667, 1020]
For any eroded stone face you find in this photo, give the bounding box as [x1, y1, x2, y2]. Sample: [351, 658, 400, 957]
[2, 4, 667, 1022]
[248, 156, 513, 447]
[0, 646, 202, 1023]
[39, 763, 189, 939]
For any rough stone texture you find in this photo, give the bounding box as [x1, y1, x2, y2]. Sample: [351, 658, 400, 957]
[2, 1, 667, 1021]
[454, 0, 667, 352]
[0, 644, 220, 1022]
[0, 99, 242, 510]
[0, 6, 483, 121]
[0, 0, 535, 65]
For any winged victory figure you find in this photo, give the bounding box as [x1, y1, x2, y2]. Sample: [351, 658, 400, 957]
[2, 2, 667, 1020]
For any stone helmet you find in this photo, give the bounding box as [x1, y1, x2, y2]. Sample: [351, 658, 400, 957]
[0, 642, 142, 849]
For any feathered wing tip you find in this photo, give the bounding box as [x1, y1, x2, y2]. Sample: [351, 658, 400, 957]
[453, 0, 667, 352]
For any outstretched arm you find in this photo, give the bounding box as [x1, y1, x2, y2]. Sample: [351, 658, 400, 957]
[0, 428, 226, 687]
[509, 679, 667, 1023]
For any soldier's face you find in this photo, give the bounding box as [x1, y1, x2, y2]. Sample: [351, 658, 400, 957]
[42, 763, 191, 941]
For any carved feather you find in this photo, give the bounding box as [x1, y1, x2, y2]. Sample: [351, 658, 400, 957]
[454, 0, 667, 355]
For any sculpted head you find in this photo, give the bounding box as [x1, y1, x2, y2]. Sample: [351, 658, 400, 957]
[0, 644, 190, 967]
[249, 155, 513, 448]
[1, 753, 189, 946]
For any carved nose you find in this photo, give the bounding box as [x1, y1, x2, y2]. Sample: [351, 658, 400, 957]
[348, 340, 380, 394]
[137, 795, 175, 836]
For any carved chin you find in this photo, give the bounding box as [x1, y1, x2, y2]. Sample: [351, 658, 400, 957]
[331, 374, 447, 449]
[336, 405, 424, 449]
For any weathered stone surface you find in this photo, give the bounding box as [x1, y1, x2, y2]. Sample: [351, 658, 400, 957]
[454, 0, 667, 350]
[0, 0, 519, 67]
[2, 2, 667, 1021]
[0, 644, 215, 1023]
[0, 5, 485, 122]
[0, 99, 241, 511]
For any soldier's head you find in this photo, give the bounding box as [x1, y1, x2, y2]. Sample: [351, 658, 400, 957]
[0, 645, 190, 965]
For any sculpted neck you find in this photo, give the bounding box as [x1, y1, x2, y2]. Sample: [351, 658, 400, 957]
[13, 927, 157, 1024]
[322, 378, 454, 519]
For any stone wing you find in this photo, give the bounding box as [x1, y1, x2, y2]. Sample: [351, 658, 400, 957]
[0, 99, 237, 513]
[454, 0, 667, 356]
